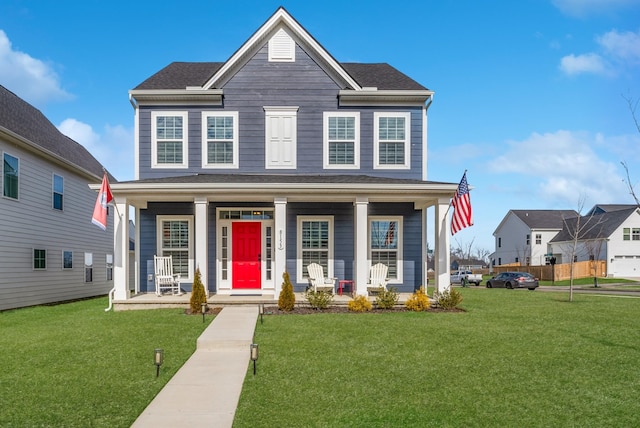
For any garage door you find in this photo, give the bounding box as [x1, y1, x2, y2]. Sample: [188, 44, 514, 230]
[612, 255, 640, 277]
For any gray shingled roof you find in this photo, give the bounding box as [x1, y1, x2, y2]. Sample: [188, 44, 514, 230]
[586, 204, 638, 215]
[117, 173, 451, 186]
[0, 85, 111, 181]
[134, 62, 427, 91]
[550, 207, 638, 242]
[512, 210, 579, 229]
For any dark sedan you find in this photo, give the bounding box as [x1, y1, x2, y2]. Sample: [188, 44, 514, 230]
[486, 272, 539, 290]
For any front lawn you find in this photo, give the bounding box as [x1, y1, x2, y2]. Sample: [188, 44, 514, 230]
[0, 298, 211, 427]
[234, 288, 640, 427]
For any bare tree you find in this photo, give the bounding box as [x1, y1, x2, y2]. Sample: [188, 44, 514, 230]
[622, 94, 640, 207]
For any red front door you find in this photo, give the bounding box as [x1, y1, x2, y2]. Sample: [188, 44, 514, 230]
[232, 222, 261, 289]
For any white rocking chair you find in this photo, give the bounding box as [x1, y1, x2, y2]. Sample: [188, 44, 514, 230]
[367, 263, 389, 293]
[306, 263, 336, 293]
[154, 255, 182, 296]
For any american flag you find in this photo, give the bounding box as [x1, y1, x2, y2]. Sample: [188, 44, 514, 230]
[451, 172, 473, 235]
[384, 221, 396, 246]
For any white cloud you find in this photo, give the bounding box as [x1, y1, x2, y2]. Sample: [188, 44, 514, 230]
[552, 0, 640, 17]
[489, 130, 629, 205]
[559, 53, 609, 75]
[597, 29, 640, 63]
[58, 119, 134, 181]
[0, 30, 71, 107]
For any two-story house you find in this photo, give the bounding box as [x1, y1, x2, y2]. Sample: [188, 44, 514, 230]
[0, 85, 114, 311]
[491, 209, 577, 267]
[107, 7, 458, 301]
[549, 204, 640, 277]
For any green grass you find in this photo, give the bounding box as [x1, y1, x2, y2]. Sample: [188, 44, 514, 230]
[234, 288, 640, 427]
[0, 297, 211, 427]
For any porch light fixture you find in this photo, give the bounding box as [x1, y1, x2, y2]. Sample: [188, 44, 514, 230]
[258, 303, 264, 324]
[201, 302, 208, 323]
[154, 348, 164, 378]
[250, 343, 259, 375]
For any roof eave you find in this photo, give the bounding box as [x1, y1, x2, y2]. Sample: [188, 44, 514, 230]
[129, 89, 224, 106]
[339, 90, 434, 106]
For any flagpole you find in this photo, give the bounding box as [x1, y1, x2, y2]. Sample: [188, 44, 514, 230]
[102, 169, 121, 218]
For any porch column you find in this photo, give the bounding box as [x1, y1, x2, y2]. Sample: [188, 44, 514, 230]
[113, 196, 129, 300]
[434, 198, 451, 294]
[194, 197, 209, 296]
[354, 197, 369, 296]
[421, 205, 428, 290]
[274, 197, 287, 300]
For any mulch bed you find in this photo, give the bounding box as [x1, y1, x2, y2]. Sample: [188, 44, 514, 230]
[262, 305, 464, 315]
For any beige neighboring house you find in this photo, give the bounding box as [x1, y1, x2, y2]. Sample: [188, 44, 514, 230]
[491, 210, 577, 267]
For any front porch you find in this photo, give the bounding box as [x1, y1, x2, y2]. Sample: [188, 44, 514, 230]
[112, 291, 416, 311]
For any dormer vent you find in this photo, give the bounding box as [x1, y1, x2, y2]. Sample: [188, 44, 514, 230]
[269, 28, 295, 62]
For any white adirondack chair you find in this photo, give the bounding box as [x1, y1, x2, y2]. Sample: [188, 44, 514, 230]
[367, 263, 389, 293]
[306, 263, 336, 293]
[154, 255, 182, 296]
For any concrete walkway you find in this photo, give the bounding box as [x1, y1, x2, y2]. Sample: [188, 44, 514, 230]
[132, 305, 258, 428]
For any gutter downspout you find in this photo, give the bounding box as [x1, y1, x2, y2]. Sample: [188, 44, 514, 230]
[105, 287, 116, 312]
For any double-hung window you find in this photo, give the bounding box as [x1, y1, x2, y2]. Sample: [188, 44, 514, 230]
[33, 249, 46, 270]
[157, 216, 193, 280]
[3, 152, 19, 199]
[297, 216, 333, 283]
[535, 234, 542, 245]
[202, 112, 239, 168]
[374, 112, 411, 169]
[53, 174, 63, 210]
[152, 112, 188, 168]
[369, 217, 402, 281]
[627, 228, 640, 241]
[323, 112, 359, 169]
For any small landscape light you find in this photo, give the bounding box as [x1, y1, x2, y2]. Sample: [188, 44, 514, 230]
[154, 348, 164, 378]
[250, 343, 259, 375]
[258, 303, 264, 324]
[201, 302, 208, 323]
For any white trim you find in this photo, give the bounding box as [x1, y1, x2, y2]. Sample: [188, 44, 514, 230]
[201, 111, 239, 169]
[156, 215, 194, 281]
[368, 216, 403, 283]
[2, 151, 19, 200]
[323, 112, 360, 169]
[52, 173, 64, 211]
[151, 111, 189, 169]
[264, 107, 298, 169]
[269, 28, 295, 62]
[373, 112, 411, 170]
[296, 215, 334, 284]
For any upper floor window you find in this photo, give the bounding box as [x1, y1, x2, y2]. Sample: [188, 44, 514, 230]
[374, 112, 410, 169]
[624, 228, 640, 241]
[535, 234, 542, 245]
[265, 107, 297, 169]
[202, 112, 239, 168]
[498, 237, 502, 248]
[323, 112, 359, 169]
[152, 112, 188, 168]
[526, 234, 530, 245]
[53, 174, 64, 210]
[3, 152, 19, 199]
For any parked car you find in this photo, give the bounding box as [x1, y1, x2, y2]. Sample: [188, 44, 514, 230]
[450, 270, 483, 286]
[486, 272, 539, 290]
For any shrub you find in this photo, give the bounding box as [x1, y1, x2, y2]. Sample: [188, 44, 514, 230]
[278, 271, 296, 311]
[375, 287, 399, 309]
[405, 286, 431, 312]
[348, 295, 372, 312]
[304, 289, 334, 310]
[436, 287, 463, 310]
[189, 268, 207, 313]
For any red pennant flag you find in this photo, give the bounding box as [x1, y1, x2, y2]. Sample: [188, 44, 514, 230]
[91, 173, 113, 230]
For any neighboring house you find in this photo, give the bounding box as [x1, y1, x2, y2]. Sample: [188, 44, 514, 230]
[491, 209, 577, 267]
[549, 205, 640, 278]
[0, 85, 114, 311]
[107, 7, 458, 301]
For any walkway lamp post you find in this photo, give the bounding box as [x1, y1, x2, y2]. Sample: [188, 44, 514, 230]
[250, 343, 259, 376]
[154, 348, 164, 378]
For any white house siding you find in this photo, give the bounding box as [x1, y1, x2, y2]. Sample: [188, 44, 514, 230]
[0, 141, 113, 311]
[607, 215, 640, 277]
[493, 213, 529, 265]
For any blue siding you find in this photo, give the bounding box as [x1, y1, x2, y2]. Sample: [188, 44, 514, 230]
[137, 43, 424, 180]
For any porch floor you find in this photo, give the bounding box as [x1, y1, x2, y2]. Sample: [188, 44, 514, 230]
[113, 291, 414, 311]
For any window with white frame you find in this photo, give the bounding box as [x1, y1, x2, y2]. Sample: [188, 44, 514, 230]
[3, 152, 19, 199]
[157, 216, 193, 280]
[369, 217, 402, 281]
[323, 112, 359, 168]
[33, 249, 46, 270]
[536, 234, 542, 245]
[202, 112, 239, 168]
[53, 174, 63, 210]
[106, 254, 113, 281]
[373, 112, 410, 169]
[151, 112, 188, 168]
[297, 216, 333, 282]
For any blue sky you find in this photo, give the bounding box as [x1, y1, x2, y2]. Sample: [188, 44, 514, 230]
[1, 0, 639, 253]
